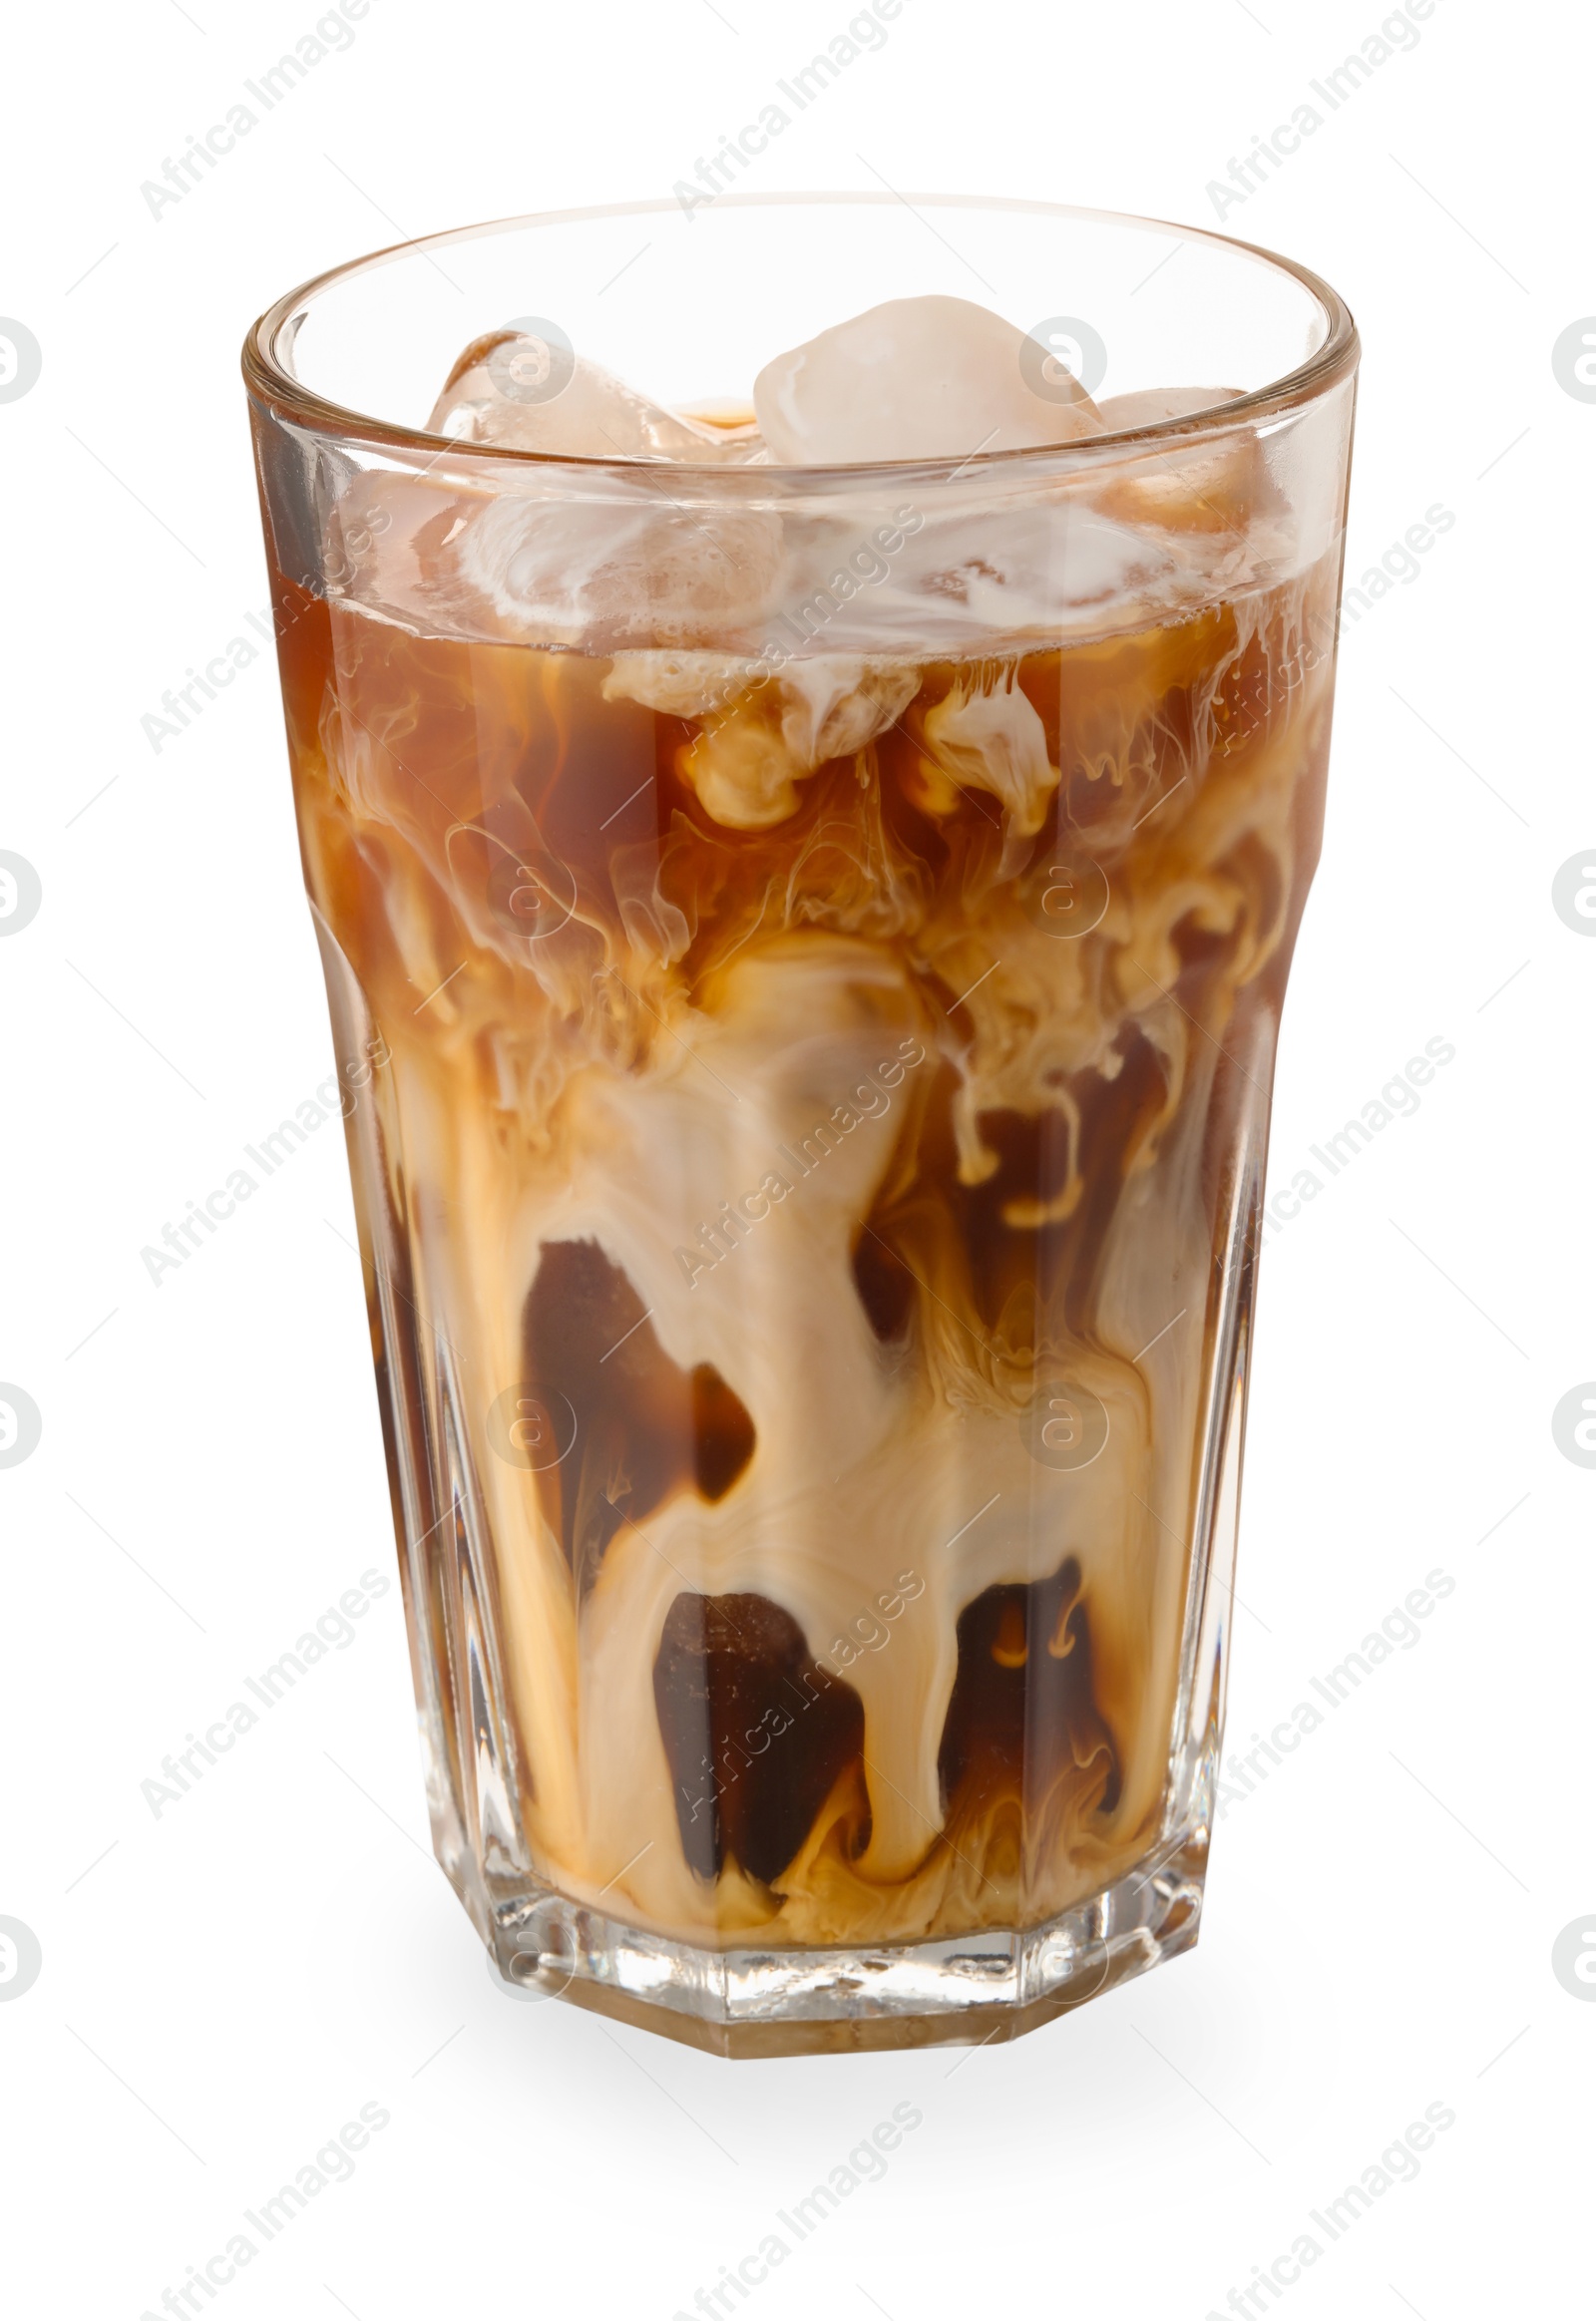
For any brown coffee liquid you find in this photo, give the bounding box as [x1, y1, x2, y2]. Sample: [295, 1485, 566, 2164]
[269, 548, 1333, 1943]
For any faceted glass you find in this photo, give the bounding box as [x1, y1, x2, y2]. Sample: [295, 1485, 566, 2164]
[243, 195, 1357, 2054]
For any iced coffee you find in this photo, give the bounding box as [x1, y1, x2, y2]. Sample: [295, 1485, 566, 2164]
[247, 214, 1356, 2051]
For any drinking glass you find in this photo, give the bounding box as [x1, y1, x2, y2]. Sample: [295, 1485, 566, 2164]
[243, 195, 1357, 2054]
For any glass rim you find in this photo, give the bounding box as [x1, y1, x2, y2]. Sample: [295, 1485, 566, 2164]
[241, 190, 1360, 484]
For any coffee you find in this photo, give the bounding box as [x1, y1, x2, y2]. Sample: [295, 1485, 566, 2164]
[268, 373, 1335, 1943]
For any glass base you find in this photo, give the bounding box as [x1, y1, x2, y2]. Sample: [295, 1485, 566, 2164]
[479, 1825, 1207, 2058]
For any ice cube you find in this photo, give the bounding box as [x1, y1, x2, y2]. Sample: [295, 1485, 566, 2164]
[1088, 393, 1276, 540]
[1094, 387, 1242, 431]
[753, 296, 1101, 466]
[454, 491, 784, 648]
[429, 329, 733, 461]
[675, 400, 770, 463]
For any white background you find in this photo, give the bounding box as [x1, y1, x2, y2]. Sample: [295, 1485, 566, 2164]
[2, 1, 1590, 2315]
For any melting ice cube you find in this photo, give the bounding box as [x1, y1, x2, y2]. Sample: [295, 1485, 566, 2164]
[1093, 386, 1242, 431]
[428, 328, 741, 461]
[752, 295, 1102, 465]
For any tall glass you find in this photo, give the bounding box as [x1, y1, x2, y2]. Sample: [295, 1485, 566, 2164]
[243, 197, 1357, 2055]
